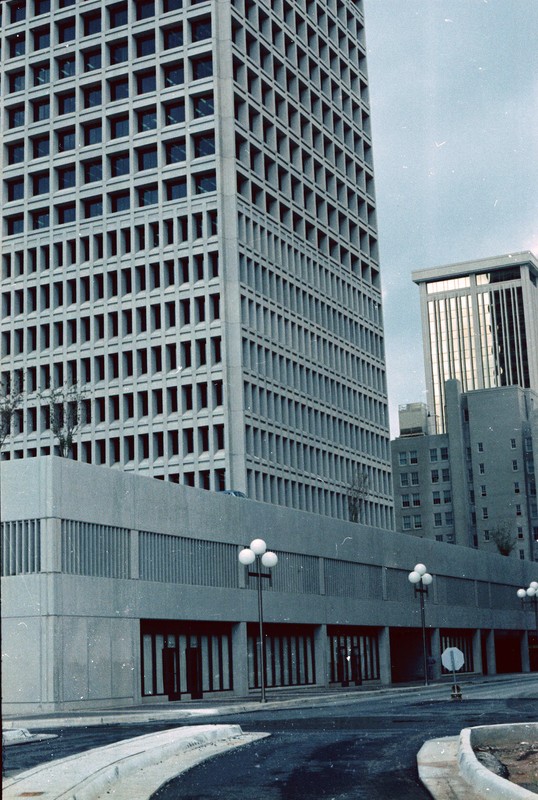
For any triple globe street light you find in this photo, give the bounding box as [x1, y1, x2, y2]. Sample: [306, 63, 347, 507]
[238, 538, 278, 703]
[408, 563, 433, 686]
[517, 581, 538, 635]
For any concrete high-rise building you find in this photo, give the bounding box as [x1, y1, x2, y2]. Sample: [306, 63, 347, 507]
[392, 381, 538, 560]
[0, 0, 393, 526]
[413, 252, 538, 433]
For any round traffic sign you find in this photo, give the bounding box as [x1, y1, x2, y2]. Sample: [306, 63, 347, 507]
[441, 646, 464, 672]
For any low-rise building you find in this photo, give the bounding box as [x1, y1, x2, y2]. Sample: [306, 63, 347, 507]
[2, 456, 536, 714]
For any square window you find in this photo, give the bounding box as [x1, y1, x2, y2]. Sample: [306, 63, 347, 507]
[110, 77, 130, 101]
[110, 191, 130, 212]
[84, 123, 102, 145]
[7, 142, 24, 164]
[32, 173, 50, 195]
[193, 93, 214, 118]
[165, 140, 186, 163]
[9, 71, 25, 93]
[9, 34, 26, 58]
[35, 0, 51, 14]
[8, 106, 25, 128]
[33, 136, 50, 158]
[163, 64, 184, 86]
[164, 0, 182, 10]
[136, 34, 155, 57]
[58, 20, 76, 43]
[57, 165, 76, 189]
[137, 146, 158, 170]
[7, 178, 24, 202]
[110, 40, 129, 64]
[110, 153, 130, 176]
[58, 56, 76, 79]
[33, 64, 51, 86]
[194, 171, 216, 193]
[84, 12, 101, 36]
[84, 49, 102, 72]
[6, 215, 24, 235]
[163, 27, 183, 49]
[192, 55, 213, 80]
[84, 160, 103, 182]
[110, 115, 130, 138]
[136, 70, 156, 94]
[84, 86, 102, 108]
[11, 2, 26, 22]
[33, 27, 51, 50]
[32, 209, 50, 229]
[57, 203, 76, 224]
[84, 198, 103, 218]
[164, 101, 185, 125]
[166, 178, 187, 199]
[138, 185, 158, 206]
[193, 133, 215, 157]
[191, 18, 211, 41]
[58, 92, 76, 115]
[136, 0, 155, 20]
[57, 128, 76, 151]
[138, 109, 157, 131]
[109, 2, 128, 27]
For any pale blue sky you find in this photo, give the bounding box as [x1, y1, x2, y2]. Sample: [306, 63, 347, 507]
[363, 0, 538, 435]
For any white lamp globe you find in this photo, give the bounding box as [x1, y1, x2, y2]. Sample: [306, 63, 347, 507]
[408, 571, 421, 584]
[250, 538, 267, 556]
[422, 573, 433, 586]
[238, 548, 255, 566]
[517, 588, 527, 599]
[527, 587, 536, 597]
[262, 551, 278, 568]
[414, 563, 427, 576]
[530, 581, 538, 591]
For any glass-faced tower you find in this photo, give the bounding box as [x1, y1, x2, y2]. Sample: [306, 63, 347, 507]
[1, 0, 393, 527]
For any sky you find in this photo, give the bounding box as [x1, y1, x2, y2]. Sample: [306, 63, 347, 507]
[362, 0, 538, 436]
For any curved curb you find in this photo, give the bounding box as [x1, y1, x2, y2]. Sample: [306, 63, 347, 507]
[458, 724, 538, 800]
[2, 724, 247, 800]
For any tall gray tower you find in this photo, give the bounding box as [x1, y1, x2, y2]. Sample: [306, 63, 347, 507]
[1, 0, 392, 527]
[413, 252, 538, 433]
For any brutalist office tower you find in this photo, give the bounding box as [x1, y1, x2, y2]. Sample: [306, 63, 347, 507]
[1, 0, 393, 527]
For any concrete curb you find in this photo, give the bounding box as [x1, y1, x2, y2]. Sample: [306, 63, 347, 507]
[2, 728, 58, 746]
[458, 724, 538, 800]
[2, 724, 247, 800]
[418, 723, 538, 799]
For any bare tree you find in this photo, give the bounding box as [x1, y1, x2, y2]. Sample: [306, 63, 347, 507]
[39, 384, 85, 458]
[0, 375, 24, 452]
[490, 523, 517, 556]
[348, 468, 369, 523]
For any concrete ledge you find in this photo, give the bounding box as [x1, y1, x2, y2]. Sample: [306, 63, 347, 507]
[2, 724, 246, 800]
[458, 724, 538, 800]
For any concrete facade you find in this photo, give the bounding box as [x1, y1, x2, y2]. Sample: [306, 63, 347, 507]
[392, 382, 538, 560]
[0, 0, 392, 526]
[2, 457, 536, 714]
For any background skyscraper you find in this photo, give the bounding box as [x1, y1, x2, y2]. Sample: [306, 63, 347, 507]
[413, 252, 538, 433]
[1, 0, 392, 527]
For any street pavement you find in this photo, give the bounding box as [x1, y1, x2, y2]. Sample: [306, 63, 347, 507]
[3, 674, 538, 799]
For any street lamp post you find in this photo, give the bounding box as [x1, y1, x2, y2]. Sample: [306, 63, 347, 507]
[238, 538, 278, 703]
[517, 581, 538, 634]
[408, 563, 434, 686]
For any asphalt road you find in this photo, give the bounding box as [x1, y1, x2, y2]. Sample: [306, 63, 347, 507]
[3, 678, 538, 799]
[152, 690, 538, 799]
